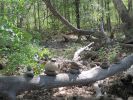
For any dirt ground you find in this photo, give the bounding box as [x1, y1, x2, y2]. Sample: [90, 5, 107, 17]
[1, 38, 133, 100]
[16, 39, 133, 100]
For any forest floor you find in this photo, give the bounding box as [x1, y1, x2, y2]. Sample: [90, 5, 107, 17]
[16, 37, 133, 100]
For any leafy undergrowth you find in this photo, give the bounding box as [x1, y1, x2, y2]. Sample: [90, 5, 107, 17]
[0, 26, 132, 99]
[50, 42, 83, 59]
[15, 39, 133, 100]
[0, 22, 51, 75]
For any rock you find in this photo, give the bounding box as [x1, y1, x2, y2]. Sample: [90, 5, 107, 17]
[90, 63, 97, 68]
[0, 63, 4, 70]
[100, 59, 110, 69]
[44, 70, 58, 76]
[121, 74, 133, 85]
[128, 97, 133, 100]
[44, 60, 59, 72]
[24, 66, 34, 78]
[115, 97, 123, 100]
[80, 51, 98, 60]
[69, 68, 80, 74]
[44, 59, 59, 76]
[25, 71, 34, 78]
[68, 61, 81, 70]
[126, 65, 133, 76]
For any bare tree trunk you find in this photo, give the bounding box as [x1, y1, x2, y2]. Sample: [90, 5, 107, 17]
[75, 0, 80, 29]
[112, 0, 133, 39]
[112, 0, 133, 28]
[106, 0, 111, 32]
[17, 16, 23, 28]
[37, 0, 41, 32]
[128, 0, 132, 12]
[42, 0, 109, 41]
[0, 0, 4, 17]
[43, 0, 77, 31]
[26, 15, 30, 30]
[128, 0, 133, 19]
[34, 3, 37, 30]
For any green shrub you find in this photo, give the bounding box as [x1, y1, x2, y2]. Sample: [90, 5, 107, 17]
[0, 21, 51, 75]
[98, 44, 121, 63]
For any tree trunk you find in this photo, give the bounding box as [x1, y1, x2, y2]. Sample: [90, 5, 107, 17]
[17, 16, 23, 28]
[42, 0, 109, 41]
[0, 54, 133, 100]
[128, 0, 132, 12]
[112, 0, 132, 27]
[128, 0, 133, 19]
[0, 0, 4, 17]
[112, 0, 133, 39]
[75, 0, 80, 29]
[37, 0, 41, 32]
[106, 0, 111, 32]
[34, 3, 37, 30]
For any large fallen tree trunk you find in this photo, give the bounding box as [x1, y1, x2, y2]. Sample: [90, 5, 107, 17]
[0, 54, 133, 100]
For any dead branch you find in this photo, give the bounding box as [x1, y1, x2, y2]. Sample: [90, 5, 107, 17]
[121, 43, 133, 48]
[73, 42, 94, 61]
[0, 54, 133, 100]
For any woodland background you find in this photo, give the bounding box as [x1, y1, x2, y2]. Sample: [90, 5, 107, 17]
[0, 0, 133, 100]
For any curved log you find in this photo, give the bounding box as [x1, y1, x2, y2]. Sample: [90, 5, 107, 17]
[0, 54, 133, 100]
[73, 42, 94, 61]
[42, 0, 107, 39]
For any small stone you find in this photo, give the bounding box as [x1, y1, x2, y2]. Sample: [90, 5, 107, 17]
[0, 63, 4, 70]
[44, 70, 58, 76]
[90, 63, 97, 68]
[115, 97, 123, 100]
[59, 91, 66, 95]
[27, 66, 32, 71]
[128, 97, 133, 100]
[68, 61, 81, 70]
[51, 58, 57, 62]
[58, 87, 65, 91]
[121, 74, 133, 85]
[25, 71, 34, 78]
[100, 59, 110, 69]
[45, 61, 59, 72]
[25, 66, 34, 78]
[69, 68, 80, 74]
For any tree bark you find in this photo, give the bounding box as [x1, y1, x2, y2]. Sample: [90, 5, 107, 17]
[106, 0, 111, 32]
[0, 0, 4, 17]
[75, 0, 80, 29]
[128, 0, 132, 12]
[0, 0, 5, 17]
[34, 3, 37, 30]
[112, 0, 133, 27]
[112, 0, 133, 39]
[0, 54, 133, 100]
[37, 0, 41, 32]
[42, 0, 107, 40]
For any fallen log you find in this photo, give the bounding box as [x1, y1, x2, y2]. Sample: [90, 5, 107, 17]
[0, 54, 133, 100]
[121, 43, 133, 48]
